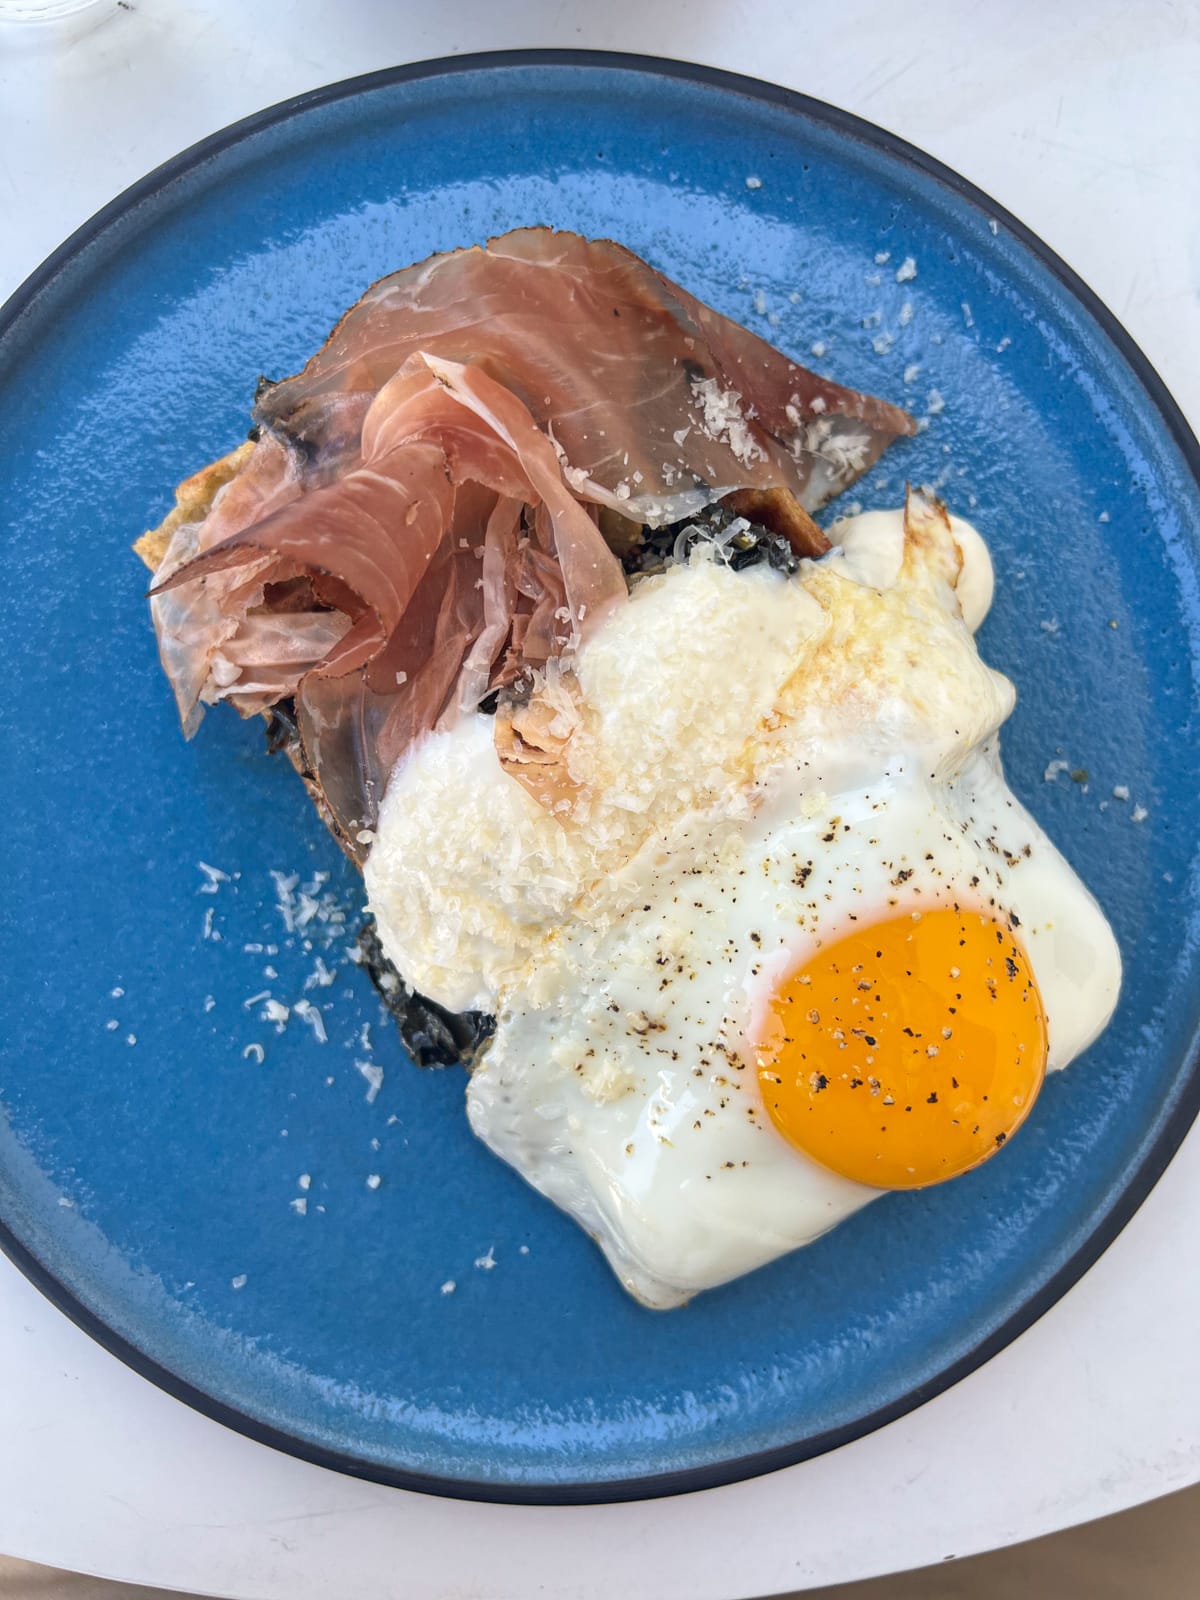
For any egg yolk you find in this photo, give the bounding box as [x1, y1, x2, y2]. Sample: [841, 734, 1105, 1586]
[754, 908, 1047, 1189]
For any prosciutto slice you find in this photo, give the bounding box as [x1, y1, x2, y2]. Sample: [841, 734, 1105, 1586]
[147, 229, 914, 849]
[256, 228, 914, 522]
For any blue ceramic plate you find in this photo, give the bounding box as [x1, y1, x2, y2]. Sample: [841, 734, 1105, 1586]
[1, 53, 1198, 1504]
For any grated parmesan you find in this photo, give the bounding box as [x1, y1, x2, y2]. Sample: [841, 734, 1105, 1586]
[292, 999, 327, 1042]
[356, 1060, 384, 1103]
[689, 376, 766, 468]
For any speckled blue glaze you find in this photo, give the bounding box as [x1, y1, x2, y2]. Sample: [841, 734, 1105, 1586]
[0, 55, 1198, 1503]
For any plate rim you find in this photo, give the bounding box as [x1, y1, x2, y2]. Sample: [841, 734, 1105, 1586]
[1, 46, 1198, 1507]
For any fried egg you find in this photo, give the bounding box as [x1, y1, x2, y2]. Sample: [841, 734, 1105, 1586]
[365, 494, 1121, 1307]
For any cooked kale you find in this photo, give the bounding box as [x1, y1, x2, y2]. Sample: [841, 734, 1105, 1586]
[356, 922, 495, 1069]
[619, 503, 801, 579]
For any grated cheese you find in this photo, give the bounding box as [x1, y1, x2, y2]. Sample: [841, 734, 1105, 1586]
[690, 376, 766, 468]
[356, 1060, 384, 1103]
[262, 999, 290, 1028]
[292, 999, 327, 1042]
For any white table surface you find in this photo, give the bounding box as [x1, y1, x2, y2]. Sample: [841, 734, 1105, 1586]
[2, 3, 1198, 1596]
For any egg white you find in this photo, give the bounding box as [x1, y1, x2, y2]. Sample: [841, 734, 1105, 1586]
[366, 502, 1121, 1307]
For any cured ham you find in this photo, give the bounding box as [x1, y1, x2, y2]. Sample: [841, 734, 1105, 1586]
[144, 229, 915, 850]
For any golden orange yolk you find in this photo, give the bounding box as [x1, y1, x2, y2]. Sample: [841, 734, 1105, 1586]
[754, 908, 1048, 1190]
